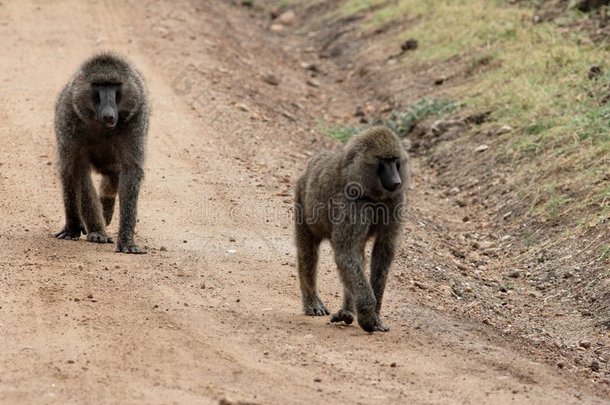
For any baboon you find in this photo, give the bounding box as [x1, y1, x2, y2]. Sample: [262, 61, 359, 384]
[294, 126, 408, 332]
[54, 53, 149, 254]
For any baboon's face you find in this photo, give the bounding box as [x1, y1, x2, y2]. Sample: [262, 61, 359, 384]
[377, 158, 402, 192]
[91, 82, 122, 129]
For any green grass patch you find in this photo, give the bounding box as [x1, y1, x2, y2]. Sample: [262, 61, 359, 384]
[324, 98, 455, 142]
[325, 126, 359, 142]
[384, 98, 456, 136]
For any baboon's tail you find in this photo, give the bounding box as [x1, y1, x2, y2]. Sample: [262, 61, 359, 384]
[100, 173, 119, 226]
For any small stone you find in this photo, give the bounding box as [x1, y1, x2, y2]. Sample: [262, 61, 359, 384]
[434, 76, 446, 85]
[276, 10, 296, 26]
[313, 377, 322, 383]
[307, 78, 320, 88]
[390, 362, 397, 367]
[589, 65, 602, 80]
[66, 360, 75, 364]
[159, 246, 167, 252]
[354, 106, 365, 117]
[591, 360, 600, 372]
[496, 125, 513, 135]
[270, 24, 284, 32]
[400, 39, 418, 52]
[262, 74, 280, 86]
[86, 293, 93, 299]
[413, 281, 428, 290]
[236, 103, 249, 112]
[557, 361, 565, 369]
[579, 340, 592, 349]
[507, 270, 521, 278]
[474, 144, 489, 153]
[153, 304, 159, 308]
[229, 237, 236, 242]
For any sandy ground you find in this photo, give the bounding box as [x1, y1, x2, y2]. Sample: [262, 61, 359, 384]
[0, 1, 607, 404]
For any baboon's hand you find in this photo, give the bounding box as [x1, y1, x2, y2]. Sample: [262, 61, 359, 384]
[330, 309, 354, 325]
[116, 241, 146, 254]
[357, 312, 390, 333]
[357, 308, 391, 333]
[55, 227, 83, 241]
[86, 232, 114, 244]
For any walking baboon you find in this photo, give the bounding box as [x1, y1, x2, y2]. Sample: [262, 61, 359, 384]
[294, 126, 408, 332]
[54, 53, 149, 254]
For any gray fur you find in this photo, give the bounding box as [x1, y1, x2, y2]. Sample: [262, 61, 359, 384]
[54, 52, 149, 254]
[294, 126, 409, 332]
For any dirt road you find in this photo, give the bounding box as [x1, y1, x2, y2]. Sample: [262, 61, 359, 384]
[0, 1, 606, 403]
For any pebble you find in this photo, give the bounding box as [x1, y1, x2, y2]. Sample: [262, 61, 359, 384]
[507, 270, 521, 278]
[579, 340, 592, 349]
[390, 362, 397, 367]
[276, 10, 296, 26]
[474, 144, 489, 153]
[401, 39, 418, 51]
[496, 125, 513, 135]
[591, 360, 600, 372]
[589, 65, 602, 80]
[307, 78, 320, 88]
[262, 74, 280, 86]
[270, 24, 284, 32]
[159, 246, 167, 252]
[414, 281, 428, 290]
[313, 377, 322, 383]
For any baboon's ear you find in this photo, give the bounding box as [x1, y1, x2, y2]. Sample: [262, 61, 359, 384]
[343, 148, 357, 165]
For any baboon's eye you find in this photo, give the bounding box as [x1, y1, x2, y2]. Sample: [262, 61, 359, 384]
[396, 161, 401, 171]
[116, 90, 122, 104]
[93, 91, 100, 104]
[377, 162, 385, 175]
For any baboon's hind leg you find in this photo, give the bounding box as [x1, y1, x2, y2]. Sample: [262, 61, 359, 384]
[296, 225, 328, 316]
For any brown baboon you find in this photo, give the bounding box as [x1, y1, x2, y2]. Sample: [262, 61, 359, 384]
[294, 126, 408, 332]
[54, 53, 149, 254]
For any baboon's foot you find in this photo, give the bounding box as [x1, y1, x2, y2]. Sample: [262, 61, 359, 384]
[372, 318, 390, 332]
[303, 295, 329, 316]
[330, 309, 354, 325]
[86, 232, 113, 244]
[55, 227, 82, 241]
[116, 241, 146, 254]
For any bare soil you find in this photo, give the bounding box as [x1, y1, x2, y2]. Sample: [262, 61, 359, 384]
[0, 1, 608, 404]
